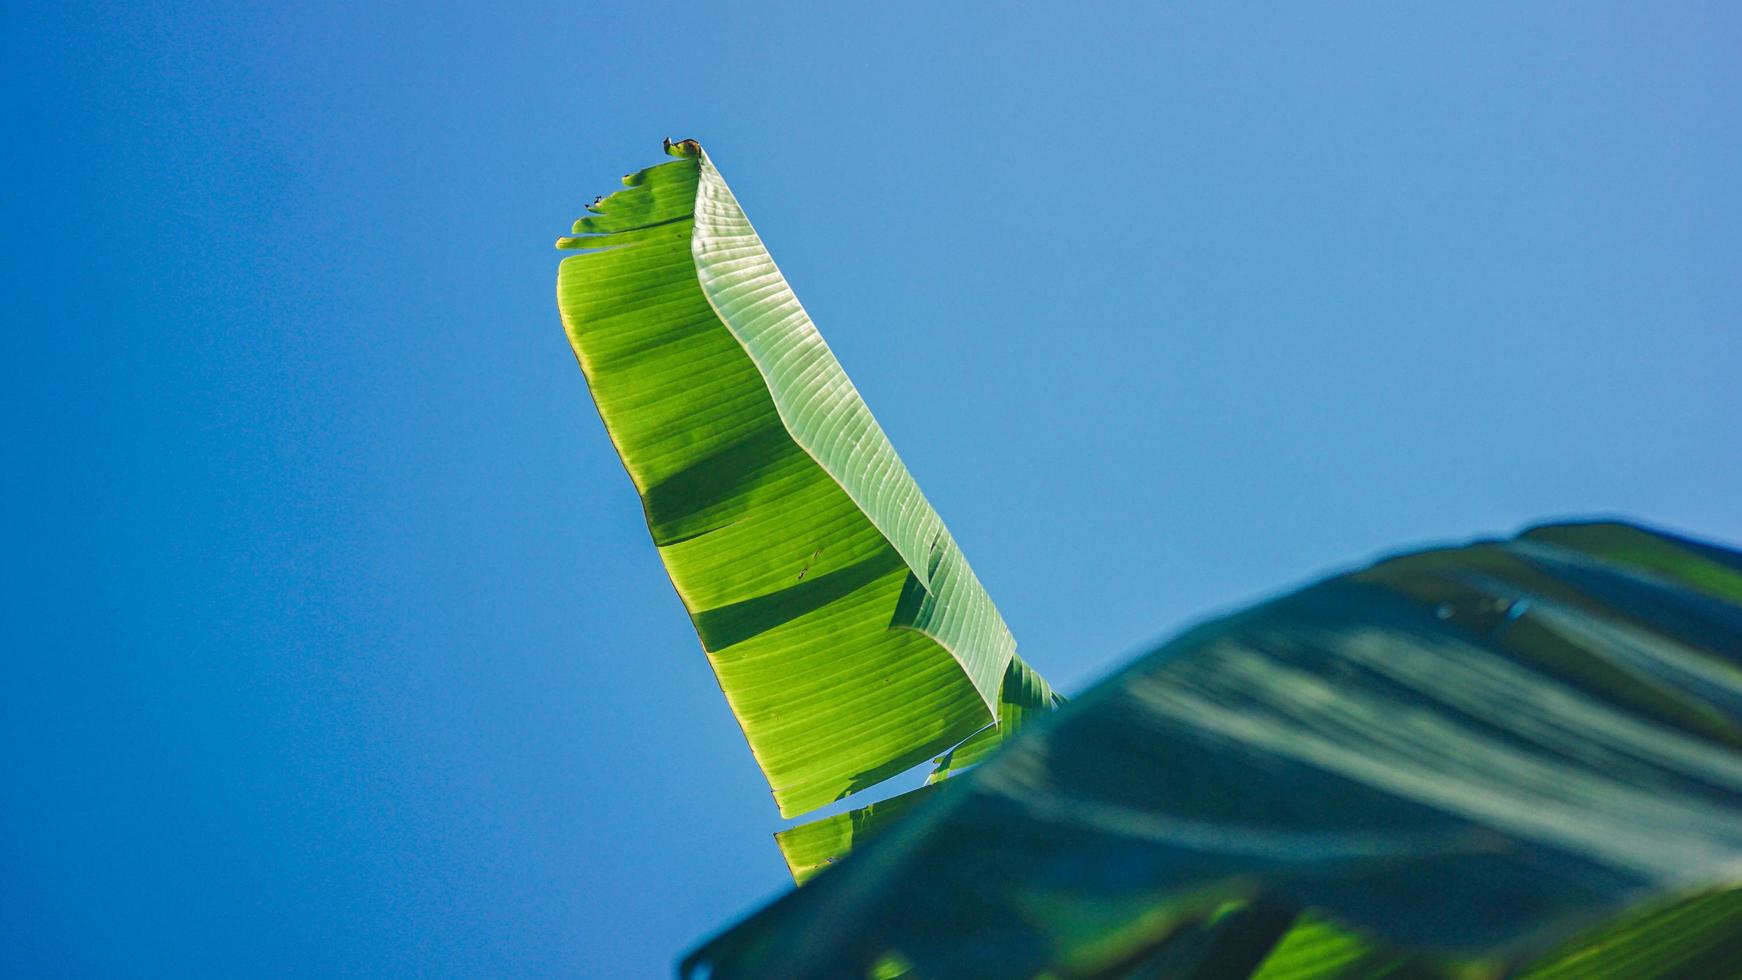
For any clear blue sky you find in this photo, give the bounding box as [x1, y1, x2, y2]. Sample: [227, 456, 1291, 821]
[5, 3, 1739, 976]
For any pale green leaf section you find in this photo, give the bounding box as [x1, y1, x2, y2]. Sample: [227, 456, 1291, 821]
[689, 150, 1016, 708]
[555, 141, 1026, 817]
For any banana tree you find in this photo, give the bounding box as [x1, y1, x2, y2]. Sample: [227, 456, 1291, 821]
[556, 140, 1742, 978]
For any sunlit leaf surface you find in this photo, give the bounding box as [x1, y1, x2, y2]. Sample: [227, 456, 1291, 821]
[556, 141, 1051, 818]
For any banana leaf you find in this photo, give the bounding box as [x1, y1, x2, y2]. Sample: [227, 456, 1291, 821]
[682, 521, 1742, 978]
[555, 140, 1053, 818]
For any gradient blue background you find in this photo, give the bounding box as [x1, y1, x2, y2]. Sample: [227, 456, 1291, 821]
[6, 3, 1740, 976]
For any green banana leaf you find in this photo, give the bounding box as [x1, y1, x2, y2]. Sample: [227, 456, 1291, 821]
[555, 140, 1053, 818]
[682, 521, 1742, 978]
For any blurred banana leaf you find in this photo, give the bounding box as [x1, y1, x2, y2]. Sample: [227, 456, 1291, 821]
[683, 522, 1742, 978]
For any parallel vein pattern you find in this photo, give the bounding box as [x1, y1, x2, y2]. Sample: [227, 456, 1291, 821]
[689, 152, 1017, 707]
[556, 141, 1029, 817]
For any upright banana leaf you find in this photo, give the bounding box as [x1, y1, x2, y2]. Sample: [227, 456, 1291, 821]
[555, 140, 1052, 819]
[683, 521, 1742, 978]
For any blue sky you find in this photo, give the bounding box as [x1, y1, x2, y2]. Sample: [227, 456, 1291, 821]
[5, 3, 1740, 976]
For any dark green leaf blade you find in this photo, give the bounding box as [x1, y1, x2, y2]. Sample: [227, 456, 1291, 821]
[683, 521, 1742, 978]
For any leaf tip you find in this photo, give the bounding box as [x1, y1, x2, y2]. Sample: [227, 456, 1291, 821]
[664, 136, 702, 158]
